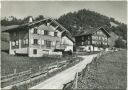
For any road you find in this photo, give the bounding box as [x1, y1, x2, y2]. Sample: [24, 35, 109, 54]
[30, 54, 97, 89]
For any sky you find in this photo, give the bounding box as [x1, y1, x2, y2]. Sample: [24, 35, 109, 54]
[1, 1, 127, 24]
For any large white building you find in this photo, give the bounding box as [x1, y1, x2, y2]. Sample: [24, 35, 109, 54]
[2, 18, 74, 57]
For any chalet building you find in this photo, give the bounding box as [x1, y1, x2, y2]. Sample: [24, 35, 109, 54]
[2, 17, 74, 57]
[75, 27, 110, 52]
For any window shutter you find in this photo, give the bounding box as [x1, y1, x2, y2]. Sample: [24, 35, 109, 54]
[38, 39, 41, 45]
[38, 30, 41, 34]
[23, 40, 26, 44]
[12, 42, 15, 46]
[51, 32, 54, 36]
[26, 39, 28, 44]
[42, 40, 44, 45]
[31, 39, 33, 44]
[52, 41, 55, 46]
[49, 31, 51, 36]
[49, 31, 53, 36]
[58, 32, 61, 37]
[30, 28, 34, 33]
[41, 30, 44, 35]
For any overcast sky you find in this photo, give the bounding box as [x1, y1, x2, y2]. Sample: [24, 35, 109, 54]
[1, 1, 127, 24]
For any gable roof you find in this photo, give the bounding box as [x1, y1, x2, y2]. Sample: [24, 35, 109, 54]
[1, 18, 69, 33]
[74, 26, 110, 37]
[1, 18, 74, 42]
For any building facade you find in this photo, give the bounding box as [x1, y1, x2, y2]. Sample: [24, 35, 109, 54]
[75, 27, 110, 52]
[3, 18, 74, 57]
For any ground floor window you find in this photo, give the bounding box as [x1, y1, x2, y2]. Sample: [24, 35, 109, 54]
[33, 49, 37, 54]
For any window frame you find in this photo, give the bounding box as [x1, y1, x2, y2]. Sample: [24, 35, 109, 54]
[44, 30, 49, 35]
[33, 49, 37, 54]
[34, 39, 38, 45]
[33, 28, 38, 34]
[54, 32, 58, 37]
[45, 40, 52, 48]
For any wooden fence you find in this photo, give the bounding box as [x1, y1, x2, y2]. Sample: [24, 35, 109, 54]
[63, 51, 111, 89]
[1, 59, 75, 88]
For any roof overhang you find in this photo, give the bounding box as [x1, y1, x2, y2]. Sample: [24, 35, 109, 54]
[74, 26, 110, 37]
[1, 18, 69, 34]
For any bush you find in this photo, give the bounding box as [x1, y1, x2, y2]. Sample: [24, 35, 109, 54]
[11, 85, 18, 90]
[114, 38, 127, 48]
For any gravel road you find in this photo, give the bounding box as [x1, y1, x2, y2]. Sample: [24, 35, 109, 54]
[30, 54, 97, 89]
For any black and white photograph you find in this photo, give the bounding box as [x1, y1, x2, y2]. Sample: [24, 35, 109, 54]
[1, 1, 127, 90]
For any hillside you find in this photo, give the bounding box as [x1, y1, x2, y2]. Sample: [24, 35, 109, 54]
[65, 50, 127, 89]
[1, 32, 9, 51]
[57, 9, 127, 47]
[1, 9, 127, 48]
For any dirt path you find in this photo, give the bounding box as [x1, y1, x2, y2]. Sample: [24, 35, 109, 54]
[30, 54, 97, 89]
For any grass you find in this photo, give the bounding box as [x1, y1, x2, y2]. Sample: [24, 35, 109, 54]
[1, 51, 71, 76]
[65, 50, 127, 89]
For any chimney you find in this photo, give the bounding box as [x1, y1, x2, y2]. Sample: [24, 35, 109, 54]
[29, 16, 33, 23]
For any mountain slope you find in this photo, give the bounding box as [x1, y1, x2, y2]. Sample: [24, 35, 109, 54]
[57, 9, 127, 41]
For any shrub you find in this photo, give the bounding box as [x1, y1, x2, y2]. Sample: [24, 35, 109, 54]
[114, 38, 127, 48]
[11, 85, 18, 90]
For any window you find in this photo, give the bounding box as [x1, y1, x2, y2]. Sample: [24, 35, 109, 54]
[54, 32, 58, 37]
[34, 28, 38, 34]
[88, 41, 90, 45]
[13, 32, 18, 37]
[12, 41, 15, 46]
[105, 37, 107, 41]
[56, 41, 59, 45]
[33, 49, 37, 54]
[34, 39, 38, 44]
[98, 37, 101, 40]
[92, 41, 95, 44]
[23, 39, 28, 45]
[45, 40, 52, 48]
[26, 39, 28, 44]
[82, 42, 84, 45]
[82, 36, 84, 40]
[44, 30, 49, 35]
[16, 41, 18, 45]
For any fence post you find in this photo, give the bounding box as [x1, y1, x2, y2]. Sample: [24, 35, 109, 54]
[39, 66, 41, 71]
[14, 69, 16, 74]
[30, 68, 32, 74]
[57, 61, 59, 68]
[75, 72, 78, 89]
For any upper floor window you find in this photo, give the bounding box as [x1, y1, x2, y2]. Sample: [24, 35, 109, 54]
[34, 28, 38, 34]
[13, 32, 18, 37]
[45, 40, 52, 48]
[54, 32, 58, 37]
[34, 39, 38, 44]
[44, 30, 49, 35]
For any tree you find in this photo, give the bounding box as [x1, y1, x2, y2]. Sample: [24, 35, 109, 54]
[114, 38, 127, 48]
[35, 15, 44, 21]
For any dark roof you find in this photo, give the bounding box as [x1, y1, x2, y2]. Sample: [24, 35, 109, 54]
[74, 26, 110, 37]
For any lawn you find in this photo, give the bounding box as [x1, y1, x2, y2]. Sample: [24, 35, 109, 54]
[66, 50, 127, 89]
[1, 51, 69, 76]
